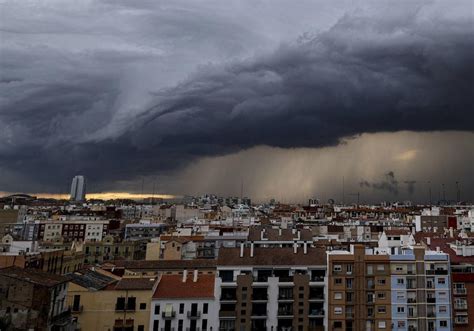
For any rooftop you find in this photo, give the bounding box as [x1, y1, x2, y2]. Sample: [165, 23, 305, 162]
[0, 266, 69, 287]
[153, 274, 215, 299]
[217, 247, 327, 266]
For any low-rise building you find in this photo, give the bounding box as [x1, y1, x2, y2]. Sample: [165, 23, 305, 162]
[150, 271, 217, 331]
[0, 266, 74, 330]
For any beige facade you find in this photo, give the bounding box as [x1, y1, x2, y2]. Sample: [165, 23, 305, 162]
[67, 278, 156, 331]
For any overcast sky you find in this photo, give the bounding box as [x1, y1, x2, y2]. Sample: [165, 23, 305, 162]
[0, 0, 473, 203]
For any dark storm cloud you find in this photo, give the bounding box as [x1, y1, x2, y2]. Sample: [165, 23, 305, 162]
[0, 1, 473, 192]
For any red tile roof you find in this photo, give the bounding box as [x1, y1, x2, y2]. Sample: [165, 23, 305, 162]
[153, 274, 215, 299]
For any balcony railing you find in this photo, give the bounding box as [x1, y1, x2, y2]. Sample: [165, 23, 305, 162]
[455, 303, 467, 310]
[277, 308, 294, 316]
[454, 288, 467, 295]
[70, 305, 83, 313]
[455, 316, 469, 324]
[309, 309, 324, 316]
[162, 311, 176, 319]
[425, 270, 448, 275]
[187, 311, 201, 318]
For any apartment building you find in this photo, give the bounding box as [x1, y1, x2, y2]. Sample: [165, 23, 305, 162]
[216, 245, 327, 331]
[83, 235, 147, 264]
[67, 269, 156, 331]
[390, 247, 451, 331]
[0, 266, 74, 330]
[328, 245, 391, 331]
[150, 271, 217, 331]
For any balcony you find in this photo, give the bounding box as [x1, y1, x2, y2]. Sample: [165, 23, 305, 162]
[407, 298, 416, 303]
[277, 308, 294, 317]
[162, 311, 176, 319]
[187, 311, 201, 319]
[219, 310, 237, 318]
[308, 309, 324, 317]
[455, 303, 467, 310]
[70, 305, 83, 313]
[425, 269, 448, 275]
[455, 316, 469, 324]
[454, 288, 467, 295]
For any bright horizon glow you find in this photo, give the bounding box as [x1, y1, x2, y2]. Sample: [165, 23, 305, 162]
[0, 192, 177, 200]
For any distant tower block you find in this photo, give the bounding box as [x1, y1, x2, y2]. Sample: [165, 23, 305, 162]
[70, 175, 86, 201]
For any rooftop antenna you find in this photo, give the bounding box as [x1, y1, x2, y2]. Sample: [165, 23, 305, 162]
[456, 181, 461, 203]
[428, 181, 432, 206]
[342, 176, 345, 205]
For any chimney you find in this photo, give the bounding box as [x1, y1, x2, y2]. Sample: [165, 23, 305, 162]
[250, 242, 254, 258]
[293, 242, 298, 254]
[240, 242, 244, 258]
[279, 228, 282, 236]
[303, 241, 308, 254]
[193, 269, 198, 282]
[426, 237, 431, 246]
[182, 269, 187, 282]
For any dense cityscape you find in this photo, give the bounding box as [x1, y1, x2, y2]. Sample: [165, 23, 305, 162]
[1, 0, 473, 330]
[0, 176, 473, 331]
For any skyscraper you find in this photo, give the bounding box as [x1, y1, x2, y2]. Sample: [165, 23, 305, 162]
[70, 175, 86, 201]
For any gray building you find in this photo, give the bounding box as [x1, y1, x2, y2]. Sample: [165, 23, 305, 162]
[70, 175, 86, 202]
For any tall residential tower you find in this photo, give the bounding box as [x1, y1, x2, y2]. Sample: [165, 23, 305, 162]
[70, 175, 86, 201]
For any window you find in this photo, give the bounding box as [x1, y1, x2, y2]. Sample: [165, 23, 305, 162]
[397, 307, 405, 313]
[334, 292, 343, 300]
[378, 321, 386, 329]
[346, 264, 353, 274]
[377, 264, 385, 271]
[115, 297, 125, 310]
[139, 303, 146, 310]
[334, 307, 343, 315]
[202, 319, 208, 331]
[397, 321, 406, 328]
[334, 278, 342, 285]
[153, 320, 159, 331]
[367, 265, 373, 275]
[395, 265, 403, 271]
[440, 321, 448, 327]
[377, 278, 386, 285]
[333, 321, 342, 328]
[179, 303, 184, 314]
[178, 319, 183, 331]
[397, 278, 404, 284]
[127, 297, 136, 310]
[333, 265, 342, 272]
[378, 306, 386, 314]
[438, 278, 446, 284]
[154, 305, 160, 314]
[377, 292, 386, 300]
[138, 326, 144, 331]
[439, 306, 447, 313]
[396, 292, 405, 300]
[203, 303, 208, 314]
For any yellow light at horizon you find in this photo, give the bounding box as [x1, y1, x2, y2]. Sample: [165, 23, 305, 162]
[0, 191, 176, 200]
